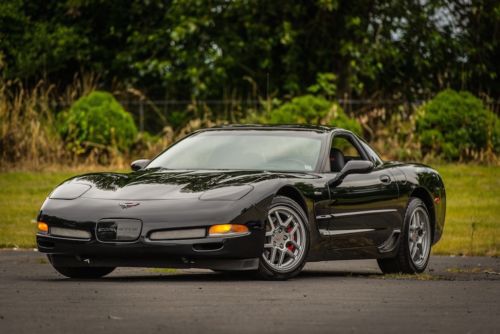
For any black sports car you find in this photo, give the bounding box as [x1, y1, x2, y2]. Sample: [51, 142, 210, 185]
[37, 125, 446, 280]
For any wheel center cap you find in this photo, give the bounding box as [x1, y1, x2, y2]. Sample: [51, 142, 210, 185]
[273, 230, 287, 243]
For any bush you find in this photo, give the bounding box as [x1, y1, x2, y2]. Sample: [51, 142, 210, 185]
[58, 91, 137, 154]
[258, 95, 361, 133]
[416, 89, 499, 161]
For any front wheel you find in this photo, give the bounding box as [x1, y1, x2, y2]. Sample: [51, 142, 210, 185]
[257, 196, 310, 280]
[378, 197, 432, 274]
[48, 255, 115, 279]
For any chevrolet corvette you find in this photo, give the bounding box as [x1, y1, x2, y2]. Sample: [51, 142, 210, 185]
[36, 125, 446, 280]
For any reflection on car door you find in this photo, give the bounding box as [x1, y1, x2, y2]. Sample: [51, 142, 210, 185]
[319, 133, 401, 250]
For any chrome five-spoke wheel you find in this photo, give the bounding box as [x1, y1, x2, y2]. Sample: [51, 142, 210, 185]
[257, 196, 310, 279]
[262, 202, 308, 275]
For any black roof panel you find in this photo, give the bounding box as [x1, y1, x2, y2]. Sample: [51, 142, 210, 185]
[205, 124, 337, 133]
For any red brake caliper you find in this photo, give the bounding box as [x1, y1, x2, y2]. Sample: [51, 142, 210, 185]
[286, 226, 295, 252]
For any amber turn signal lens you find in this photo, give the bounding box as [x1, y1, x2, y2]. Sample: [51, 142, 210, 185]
[37, 222, 49, 233]
[208, 224, 249, 236]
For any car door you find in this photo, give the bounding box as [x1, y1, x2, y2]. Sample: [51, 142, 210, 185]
[319, 132, 401, 250]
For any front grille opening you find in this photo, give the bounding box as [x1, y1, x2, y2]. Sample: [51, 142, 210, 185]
[193, 242, 223, 252]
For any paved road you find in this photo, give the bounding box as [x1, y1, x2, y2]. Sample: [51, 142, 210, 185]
[1, 250, 499, 333]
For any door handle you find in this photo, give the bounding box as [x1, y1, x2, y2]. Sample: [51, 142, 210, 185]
[380, 175, 391, 184]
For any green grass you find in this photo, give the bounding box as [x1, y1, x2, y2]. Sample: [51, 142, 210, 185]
[432, 164, 500, 256]
[0, 171, 80, 248]
[0, 165, 498, 255]
[370, 273, 445, 281]
[148, 268, 179, 275]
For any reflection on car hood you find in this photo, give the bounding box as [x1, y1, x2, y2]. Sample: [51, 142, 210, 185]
[69, 169, 314, 200]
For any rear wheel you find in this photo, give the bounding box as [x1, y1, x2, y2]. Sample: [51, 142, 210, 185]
[377, 197, 432, 274]
[48, 255, 115, 279]
[257, 196, 310, 280]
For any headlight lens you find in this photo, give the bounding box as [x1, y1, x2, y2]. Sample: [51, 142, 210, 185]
[49, 183, 91, 200]
[199, 185, 253, 201]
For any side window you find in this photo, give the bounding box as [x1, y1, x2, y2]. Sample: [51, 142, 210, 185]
[359, 140, 383, 166]
[330, 135, 365, 172]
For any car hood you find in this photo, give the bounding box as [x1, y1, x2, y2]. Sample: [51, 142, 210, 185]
[66, 168, 311, 200]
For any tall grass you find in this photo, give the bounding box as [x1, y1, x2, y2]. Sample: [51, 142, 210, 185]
[1, 75, 497, 170]
[0, 80, 61, 169]
[0, 74, 103, 170]
[0, 75, 215, 170]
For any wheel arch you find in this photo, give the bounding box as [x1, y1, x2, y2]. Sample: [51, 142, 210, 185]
[275, 186, 308, 218]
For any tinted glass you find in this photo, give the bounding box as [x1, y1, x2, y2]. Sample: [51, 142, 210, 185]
[148, 131, 324, 172]
[331, 136, 363, 159]
[359, 140, 383, 166]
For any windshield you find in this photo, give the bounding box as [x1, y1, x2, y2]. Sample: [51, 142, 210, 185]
[147, 130, 324, 172]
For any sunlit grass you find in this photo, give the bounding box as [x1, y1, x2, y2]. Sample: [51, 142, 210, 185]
[0, 164, 498, 255]
[373, 273, 444, 281]
[148, 268, 179, 275]
[0, 171, 79, 248]
[432, 164, 499, 256]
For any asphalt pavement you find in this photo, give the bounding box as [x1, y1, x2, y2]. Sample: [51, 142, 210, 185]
[0, 250, 499, 333]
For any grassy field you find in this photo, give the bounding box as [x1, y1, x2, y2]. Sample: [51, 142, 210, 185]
[0, 165, 498, 255]
[0, 171, 81, 248]
[432, 164, 499, 256]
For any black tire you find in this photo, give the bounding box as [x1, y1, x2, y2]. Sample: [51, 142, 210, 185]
[256, 196, 310, 280]
[377, 197, 432, 274]
[48, 255, 115, 279]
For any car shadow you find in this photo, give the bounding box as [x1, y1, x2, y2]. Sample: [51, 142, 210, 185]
[38, 269, 382, 283]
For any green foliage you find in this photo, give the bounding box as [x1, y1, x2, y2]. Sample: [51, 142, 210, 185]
[416, 89, 499, 160]
[260, 95, 361, 134]
[1, 1, 498, 164]
[167, 110, 192, 129]
[58, 91, 137, 154]
[307, 73, 337, 99]
[0, 1, 498, 101]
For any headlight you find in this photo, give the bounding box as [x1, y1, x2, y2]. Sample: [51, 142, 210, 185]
[199, 185, 253, 201]
[49, 183, 91, 200]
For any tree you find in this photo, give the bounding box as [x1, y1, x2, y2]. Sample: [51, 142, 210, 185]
[0, 0, 498, 103]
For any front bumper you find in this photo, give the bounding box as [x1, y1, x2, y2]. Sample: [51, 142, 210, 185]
[37, 229, 264, 270]
[36, 196, 270, 270]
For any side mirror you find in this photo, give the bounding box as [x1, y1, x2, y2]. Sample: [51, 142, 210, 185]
[131, 159, 150, 171]
[328, 160, 374, 187]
